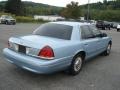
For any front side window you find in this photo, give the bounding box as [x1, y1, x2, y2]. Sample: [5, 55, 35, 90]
[33, 23, 73, 40]
[81, 25, 94, 39]
[5, 16, 13, 19]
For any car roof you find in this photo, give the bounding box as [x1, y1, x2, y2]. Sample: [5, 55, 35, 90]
[51, 21, 91, 27]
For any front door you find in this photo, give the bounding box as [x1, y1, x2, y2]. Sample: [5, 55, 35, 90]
[80, 25, 99, 59]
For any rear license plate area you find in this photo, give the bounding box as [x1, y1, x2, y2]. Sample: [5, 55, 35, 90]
[18, 45, 26, 54]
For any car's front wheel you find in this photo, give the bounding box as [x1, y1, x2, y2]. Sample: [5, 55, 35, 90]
[13, 22, 16, 25]
[69, 54, 83, 75]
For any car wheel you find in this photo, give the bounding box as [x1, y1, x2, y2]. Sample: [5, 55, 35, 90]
[13, 22, 16, 25]
[103, 27, 105, 30]
[69, 54, 83, 75]
[5, 21, 9, 25]
[103, 43, 111, 56]
[117, 29, 120, 32]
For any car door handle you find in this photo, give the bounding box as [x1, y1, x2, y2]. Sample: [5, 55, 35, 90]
[97, 41, 100, 42]
[84, 43, 88, 45]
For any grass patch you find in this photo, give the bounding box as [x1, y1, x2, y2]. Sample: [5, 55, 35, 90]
[16, 16, 49, 23]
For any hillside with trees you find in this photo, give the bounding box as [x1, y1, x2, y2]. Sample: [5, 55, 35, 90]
[23, 1, 62, 16]
[0, 0, 120, 21]
[60, 0, 120, 21]
[5, 0, 23, 15]
[0, 1, 62, 16]
[80, 0, 120, 21]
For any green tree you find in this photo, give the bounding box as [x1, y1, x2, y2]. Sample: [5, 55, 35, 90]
[61, 1, 81, 19]
[103, 0, 107, 5]
[103, 0, 108, 9]
[5, 0, 23, 15]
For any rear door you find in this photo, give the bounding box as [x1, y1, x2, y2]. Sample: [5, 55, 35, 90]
[80, 25, 99, 59]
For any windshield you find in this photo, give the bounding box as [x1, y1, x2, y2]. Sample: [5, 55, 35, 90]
[33, 23, 73, 40]
[5, 16, 13, 19]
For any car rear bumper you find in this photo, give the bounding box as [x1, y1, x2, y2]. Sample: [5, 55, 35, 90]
[3, 48, 72, 74]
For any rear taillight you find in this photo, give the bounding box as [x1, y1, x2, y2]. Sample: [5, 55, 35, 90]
[38, 46, 54, 60]
[8, 41, 10, 48]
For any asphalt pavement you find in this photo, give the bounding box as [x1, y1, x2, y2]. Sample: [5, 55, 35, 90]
[0, 23, 120, 90]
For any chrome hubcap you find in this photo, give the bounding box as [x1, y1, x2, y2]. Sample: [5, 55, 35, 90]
[107, 45, 111, 54]
[74, 57, 82, 72]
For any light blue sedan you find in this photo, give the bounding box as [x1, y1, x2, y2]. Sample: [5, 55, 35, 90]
[3, 21, 112, 75]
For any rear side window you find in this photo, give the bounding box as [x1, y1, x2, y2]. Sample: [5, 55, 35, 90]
[89, 25, 101, 36]
[81, 25, 94, 39]
[33, 23, 73, 40]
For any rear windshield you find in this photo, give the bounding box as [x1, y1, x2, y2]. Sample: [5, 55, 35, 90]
[97, 21, 103, 24]
[33, 23, 73, 40]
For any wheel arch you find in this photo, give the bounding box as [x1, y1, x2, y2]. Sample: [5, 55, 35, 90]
[109, 40, 112, 45]
[74, 51, 86, 60]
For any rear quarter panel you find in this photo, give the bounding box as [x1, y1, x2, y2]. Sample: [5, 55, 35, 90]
[53, 25, 83, 63]
[53, 41, 84, 64]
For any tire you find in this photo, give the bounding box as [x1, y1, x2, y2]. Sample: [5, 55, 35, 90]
[102, 27, 105, 30]
[68, 54, 84, 75]
[5, 21, 9, 25]
[13, 22, 16, 25]
[103, 43, 112, 56]
[117, 29, 120, 32]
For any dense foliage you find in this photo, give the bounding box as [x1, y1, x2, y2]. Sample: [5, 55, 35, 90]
[5, 0, 23, 16]
[61, 1, 81, 19]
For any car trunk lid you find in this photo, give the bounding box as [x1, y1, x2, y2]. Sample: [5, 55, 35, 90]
[9, 35, 70, 58]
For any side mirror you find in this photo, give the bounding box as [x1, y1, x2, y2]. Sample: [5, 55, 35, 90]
[95, 33, 107, 38]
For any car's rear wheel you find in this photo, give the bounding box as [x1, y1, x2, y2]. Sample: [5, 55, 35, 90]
[68, 54, 83, 75]
[117, 29, 120, 32]
[103, 43, 111, 56]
